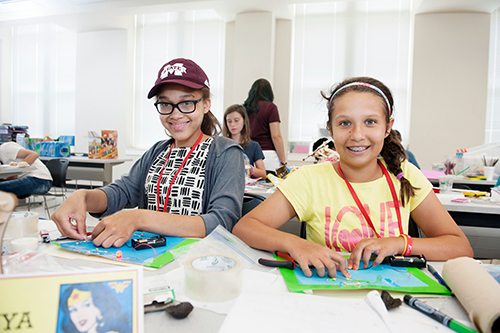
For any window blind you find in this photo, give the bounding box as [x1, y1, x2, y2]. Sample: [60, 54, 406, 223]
[12, 23, 76, 138]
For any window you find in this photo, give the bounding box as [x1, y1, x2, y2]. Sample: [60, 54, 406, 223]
[12, 23, 76, 138]
[486, 7, 500, 143]
[133, 10, 225, 149]
[289, 1, 415, 152]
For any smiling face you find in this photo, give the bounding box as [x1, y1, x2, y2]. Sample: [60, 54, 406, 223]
[68, 296, 101, 333]
[328, 91, 393, 178]
[156, 83, 211, 147]
[225, 111, 244, 138]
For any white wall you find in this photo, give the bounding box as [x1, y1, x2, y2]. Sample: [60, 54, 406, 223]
[1, 7, 497, 179]
[74, 29, 132, 176]
[0, 27, 12, 125]
[410, 12, 490, 170]
[274, 19, 293, 158]
[224, 12, 293, 162]
[232, 12, 276, 104]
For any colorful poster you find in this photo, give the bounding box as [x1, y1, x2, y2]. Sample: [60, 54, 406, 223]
[279, 258, 451, 295]
[57, 231, 198, 268]
[0, 267, 143, 332]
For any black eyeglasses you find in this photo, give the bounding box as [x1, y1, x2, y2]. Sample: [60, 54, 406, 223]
[154, 97, 204, 115]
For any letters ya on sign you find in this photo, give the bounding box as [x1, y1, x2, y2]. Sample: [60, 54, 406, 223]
[1, 312, 33, 331]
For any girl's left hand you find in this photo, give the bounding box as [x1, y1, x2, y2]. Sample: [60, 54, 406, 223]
[347, 237, 404, 270]
[91, 210, 140, 248]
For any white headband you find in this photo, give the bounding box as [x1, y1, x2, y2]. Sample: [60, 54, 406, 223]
[329, 82, 392, 116]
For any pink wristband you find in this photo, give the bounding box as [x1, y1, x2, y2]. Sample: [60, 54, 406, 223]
[405, 234, 413, 255]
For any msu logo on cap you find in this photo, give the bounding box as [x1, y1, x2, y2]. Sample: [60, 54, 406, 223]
[148, 58, 210, 98]
[160, 63, 187, 79]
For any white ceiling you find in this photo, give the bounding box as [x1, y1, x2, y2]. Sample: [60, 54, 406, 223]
[1, 0, 499, 31]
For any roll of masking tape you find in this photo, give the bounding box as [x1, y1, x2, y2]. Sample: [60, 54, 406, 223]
[4, 211, 39, 240]
[11, 237, 39, 252]
[184, 255, 243, 302]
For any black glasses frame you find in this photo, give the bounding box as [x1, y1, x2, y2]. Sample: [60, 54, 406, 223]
[154, 97, 204, 115]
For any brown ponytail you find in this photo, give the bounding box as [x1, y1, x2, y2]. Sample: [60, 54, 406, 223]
[380, 130, 419, 206]
[200, 88, 221, 136]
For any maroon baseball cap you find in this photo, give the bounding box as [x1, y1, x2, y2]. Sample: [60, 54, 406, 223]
[147, 58, 210, 99]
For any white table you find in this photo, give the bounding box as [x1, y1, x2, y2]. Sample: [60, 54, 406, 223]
[0, 217, 482, 333]
[3, 243, 477, 333]
[0, 165, 34, 179]
[438, 193, 500, 259]
[39, 156, 132, 186]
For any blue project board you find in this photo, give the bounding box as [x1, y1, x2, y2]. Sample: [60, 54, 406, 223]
[57, 231, 198, 268]
[280, 258, 451, 295]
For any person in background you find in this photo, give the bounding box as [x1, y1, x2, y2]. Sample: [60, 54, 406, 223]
[312, 137, 336, 163]
[394, 130, 420, 169]
[223, 104, 266, 179]
[0, 141, 52, 198]
[312, 137, 335, 153]
[233, 76, 473, 279]
[243, 78, 287, 171]
[52, 58, 245, 247]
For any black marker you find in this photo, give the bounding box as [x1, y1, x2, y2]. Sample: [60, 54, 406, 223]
[404, 295, 478, 333]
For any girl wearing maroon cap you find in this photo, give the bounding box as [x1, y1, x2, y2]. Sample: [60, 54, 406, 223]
[233, 77, 472, 279]
[52, 58, 245, 248]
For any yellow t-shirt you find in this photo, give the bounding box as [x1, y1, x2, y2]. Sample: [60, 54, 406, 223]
[278, 159, 432, 252]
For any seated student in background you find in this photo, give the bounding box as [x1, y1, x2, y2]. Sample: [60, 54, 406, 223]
[223, 104, 266, 179]
[308, 137, 338, 164]
[0, 141, 52, 198]
[52, 58, 245, 248]
[394, 129, 420, 169]
[233, 77, 473, 279]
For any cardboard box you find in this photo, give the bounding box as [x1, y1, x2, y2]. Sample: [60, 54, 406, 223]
[88, 131, 101, 159]
[100, 130, 118, 159]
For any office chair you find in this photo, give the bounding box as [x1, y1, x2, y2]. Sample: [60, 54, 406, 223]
[242, 193, 266, 216]
[28, 158, 69, 219]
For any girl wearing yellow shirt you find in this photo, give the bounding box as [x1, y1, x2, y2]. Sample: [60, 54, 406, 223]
[233, 77, 473, 279]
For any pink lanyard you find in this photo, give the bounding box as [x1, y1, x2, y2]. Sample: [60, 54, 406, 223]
[156, 132, 204, 213]
[337, 159, 403, 238]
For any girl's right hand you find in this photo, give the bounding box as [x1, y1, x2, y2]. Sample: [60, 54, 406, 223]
[51, 190, 88, 241]
[287, 238, 350, 280]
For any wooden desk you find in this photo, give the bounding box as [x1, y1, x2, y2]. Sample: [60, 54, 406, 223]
[39, 156, 132, 186]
